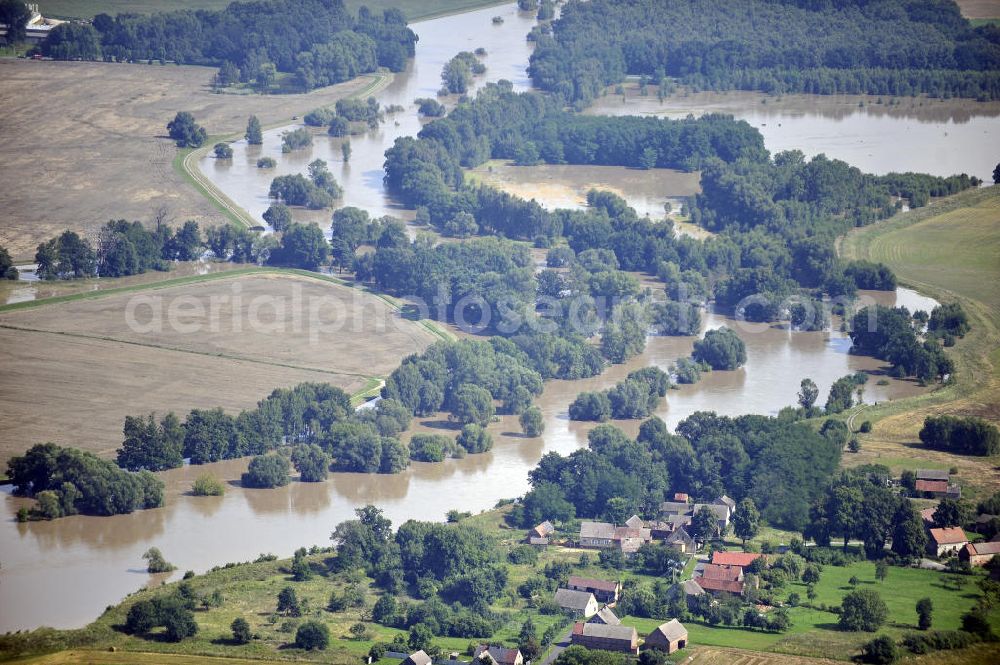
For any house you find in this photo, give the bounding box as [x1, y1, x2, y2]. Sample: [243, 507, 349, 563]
[680, 579, 705, 604]
[696, 563, 745, 597]
[403, 651, 433, 665]
[644, 619, 688, 654]
[928, 527, 969, 557]
[711, 551, 763, 568]
[673, 492, 689, 502]
[528, 536, 549, 547]
[916, 469, 950, 482]
[646, 520, 674, 540]
[916, 479, 949, 497]
[665, 527, 695, 553]
[554, 588, 599, 618]
[714, 495, 737, 518]
[588, 607, 621, 626]
[580, 521, 617, 549]
[571, 622, 638, 654]
[960, 541, 1000, 566]
[625, 515, 645, 529]
[614, 526, 652, 556]
[530, 521, 555, 540]
[660, 501, 690, 516]
[692, 503, 731, 532]
[473, 645, 522, 665]
[567, 575, 621, 604]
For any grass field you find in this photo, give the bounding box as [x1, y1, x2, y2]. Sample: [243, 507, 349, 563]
[37, 0, 510, 21]
[0, 269, 439, 464]
[840, 185, 1000, 497]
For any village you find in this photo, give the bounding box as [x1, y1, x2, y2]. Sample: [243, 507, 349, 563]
[382, 467, 1000, 665]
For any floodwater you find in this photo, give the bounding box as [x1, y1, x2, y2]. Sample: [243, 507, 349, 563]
[0, 1, 968, 634]
[587, 86, 1000, 183]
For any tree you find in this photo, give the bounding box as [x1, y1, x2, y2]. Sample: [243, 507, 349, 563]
[143, 547, 175, 573]
[117, 413, 184, 472]
[825, 375, 857, 414]
[161, 601, 198, 642]
[271, 223, 329, 270]
[231, 616, 252, 643]
[214, 142, 233, 159]
[292, 444, 330, 482]
[860, 635, 898, 665]
[732, 498, 760, 546]
[263, 204, 292, 232]
[932, 497, 973, 528]
[246, 115, 263, 145]
[875, 560, 888, 583]
[994, 162, 1000, 185]
[457, 424, 493, 454]
[839, 589, 888, 632]
[295, 620, 330, 650]
[277, 586, 301, 616]
[242, 454, 291, 488]
[0, 0, 32, 43]
[451, 384, 495, 426]
[520, 406, 544, 437]
[890, 502, 927, 559]
[690, 505, 721, 543]
[692, 327, 746, 370]
[916, 597, 933, 631]
[167, 111, 206, 148]
[0, 244, 18, 280]
[801, 565, 821, 585]
[342, 140, 352, 162]
[798, 378, 819, 412]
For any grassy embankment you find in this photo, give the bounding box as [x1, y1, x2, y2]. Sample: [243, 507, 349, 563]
[839, 185, 1000, 498]
[2, 507, 997, 664]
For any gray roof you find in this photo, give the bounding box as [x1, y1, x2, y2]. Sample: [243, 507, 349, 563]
[715, 495, 736, 510]
[625, 515, 645, 528]
[580, 521, 616, 540]
[660, 501, 690, 515]
[528, 536, 550, 546]
[579, 623, 636, 641]
[590, 607, 621, 625]
[653, 619, 688, 641]
[667, 514, 692, 528]
[693, 503, 730, 522]
[681, 579, 705, 596]
[406, 651, 433, 665]
[666, 527, 694, 545]
[916, 469, 950, 481]
[555, 588, 596, 611]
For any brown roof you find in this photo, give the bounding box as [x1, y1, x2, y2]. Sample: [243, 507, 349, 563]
[701, 563, 743, 581]
[712, 551, 763, 567]
[673, 492, 689, 502]
[920, 507, 936, 523]
[568, 576, 619, 593]
[651, 619, 687, 642]
[916, 479, 948, 493]
[929, 527, 968, 545]
[968, 541, 1000, 556]
[474, 645, 521, 665]
[697, 576, 744, 594]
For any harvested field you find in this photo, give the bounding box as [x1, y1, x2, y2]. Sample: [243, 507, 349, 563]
[0, 271, 437, 464]
[687, 648, 844, 665]
[957, 0, 1000, 19]
[0, 59, 375, 260]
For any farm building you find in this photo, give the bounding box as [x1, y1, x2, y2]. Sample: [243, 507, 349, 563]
[473, 645, 523, 665]
[711, 551, 763, 567]
[567, 575, 621, 603]
[589, 607, 621, 626]
[554, 588, 599, 618]
[644, 619, 688, 653]
[928, 527, 969, 557]
[960, 541, 1000, 566]
[579, 521, 616, 549]
[403, 651, 433, 665]
[571, 622, 638, 654]
[665, 527, 695, 553]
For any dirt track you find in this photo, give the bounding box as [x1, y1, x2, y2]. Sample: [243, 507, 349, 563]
[0, 60, 372, 260]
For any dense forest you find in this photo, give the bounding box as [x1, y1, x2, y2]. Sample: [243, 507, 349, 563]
[36, 0, 416, 91]
[529, 0, 1000, 104]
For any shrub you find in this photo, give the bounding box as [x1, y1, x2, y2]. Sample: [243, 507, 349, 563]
[295, 620, 330, 650]
[257, 157, 277, 168]
[191, 473, 225, 496]
[241, 454, 291, 488]
[232, 616, 252, 644]
[860, 635, 898, 664]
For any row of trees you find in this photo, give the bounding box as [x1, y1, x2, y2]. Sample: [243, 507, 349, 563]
[37, 1, 416, 93]
[919, 415, 1000, 456]
[528, 0, 1000, 105]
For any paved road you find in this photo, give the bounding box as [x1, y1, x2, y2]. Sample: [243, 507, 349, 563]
[538, 628, 573, 665]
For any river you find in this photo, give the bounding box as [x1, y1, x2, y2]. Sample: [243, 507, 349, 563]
[1, 1, 994, 633]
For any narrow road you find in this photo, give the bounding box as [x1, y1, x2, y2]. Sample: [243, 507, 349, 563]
[538, 628, 573, 665]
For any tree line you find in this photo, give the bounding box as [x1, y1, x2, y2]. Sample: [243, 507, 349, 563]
[528, 0, 1000, 105]
[35, 0, 416, 93]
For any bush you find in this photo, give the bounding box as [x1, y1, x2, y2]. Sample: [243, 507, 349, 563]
[191, 473, 225, 496]
[860, 635, 898, 664]
[457, 423, 493, 454]
[295, 620, 330, 650]
[143, 547, 175, 573]
[520, 405, 545, 437]
[231, 617, 252, 644]
[257, 157, 277, 168]
[214, 142, 233, 159]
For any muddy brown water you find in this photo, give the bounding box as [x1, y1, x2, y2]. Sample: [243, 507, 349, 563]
[0, 0, 985, 633]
